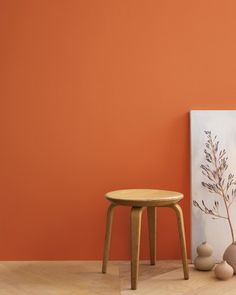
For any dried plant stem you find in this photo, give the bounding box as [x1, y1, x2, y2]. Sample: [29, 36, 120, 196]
[209, 135, 235, 243]
[222, 190, 235, 243]
[193, 130, 236, 244]
[193, 202, 227, 219]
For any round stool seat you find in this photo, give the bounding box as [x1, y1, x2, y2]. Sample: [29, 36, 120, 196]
[106, 189, 183, 207]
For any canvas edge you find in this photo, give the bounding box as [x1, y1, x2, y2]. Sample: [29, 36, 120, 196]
[189, 110, 194, 263]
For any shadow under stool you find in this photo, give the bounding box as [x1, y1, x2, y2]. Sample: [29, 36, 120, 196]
[102, 189, 189, 290]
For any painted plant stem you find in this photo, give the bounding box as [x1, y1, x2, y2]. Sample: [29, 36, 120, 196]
[193, 131, 236, 244]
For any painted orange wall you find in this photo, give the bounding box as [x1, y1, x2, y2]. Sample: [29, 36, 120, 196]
[1, 0, 236, 260]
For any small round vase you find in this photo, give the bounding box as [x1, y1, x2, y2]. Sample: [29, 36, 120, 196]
[194, 255, 215, 271]
[214, 261, 234, 280]
[194, 242, 215, 271]
[197, 242, 213, 257]
[223, 242, 236, 274]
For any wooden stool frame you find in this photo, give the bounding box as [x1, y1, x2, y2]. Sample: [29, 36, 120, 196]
[102, 189, 189, 290]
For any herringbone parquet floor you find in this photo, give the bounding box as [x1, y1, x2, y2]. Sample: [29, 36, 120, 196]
[0, 260, 236, 294]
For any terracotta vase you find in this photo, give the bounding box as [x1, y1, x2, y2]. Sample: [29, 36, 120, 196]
[194, 241, 215, 271]
[223, 242, 236, 274]
[214, 261, 234, 280]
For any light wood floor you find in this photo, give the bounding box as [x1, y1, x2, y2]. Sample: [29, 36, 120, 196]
[0, 260, 236, 294]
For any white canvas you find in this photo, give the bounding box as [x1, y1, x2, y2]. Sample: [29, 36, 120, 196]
[191, 110, 236, 262]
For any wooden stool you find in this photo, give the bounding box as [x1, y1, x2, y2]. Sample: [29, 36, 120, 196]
[102, 189, 189, 290]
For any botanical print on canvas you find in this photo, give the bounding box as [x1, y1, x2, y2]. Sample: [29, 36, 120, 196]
[191, 111, 236, 261]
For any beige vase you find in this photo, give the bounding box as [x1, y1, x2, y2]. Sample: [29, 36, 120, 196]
[196, 241, 213, 257]
[223, 242, 236, 274]
[214, 261, 234, 280]
[194, 242, 215, 271]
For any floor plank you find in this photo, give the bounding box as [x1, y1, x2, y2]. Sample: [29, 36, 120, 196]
[0, 260, 236, 294]
[0, 261, 120, 295]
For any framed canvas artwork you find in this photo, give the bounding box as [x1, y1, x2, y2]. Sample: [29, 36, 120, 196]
[191, 110, 236, 262]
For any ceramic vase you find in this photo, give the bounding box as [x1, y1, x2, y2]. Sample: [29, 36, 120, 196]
[194, 241, 215, 271]
[223, 242, 236, 274]
[214, 261, 234, 280]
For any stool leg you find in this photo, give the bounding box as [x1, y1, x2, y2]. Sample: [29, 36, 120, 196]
[130, 207, 143, 290]
[102, 203, 116, 273]
[147, 207, 156, 265]
[172, 203, 189, 280]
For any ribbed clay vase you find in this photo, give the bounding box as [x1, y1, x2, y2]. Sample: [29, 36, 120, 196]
[223, 242, 236, 274]
[214, 261, 234, 280]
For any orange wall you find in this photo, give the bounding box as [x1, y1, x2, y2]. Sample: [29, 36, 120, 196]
[1, 0, 236, 260]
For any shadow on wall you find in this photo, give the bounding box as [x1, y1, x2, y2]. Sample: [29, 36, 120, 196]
[191, 208, 206, 261]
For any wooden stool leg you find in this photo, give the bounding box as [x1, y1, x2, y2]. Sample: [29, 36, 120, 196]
[130, 207, 143, 290]
[102, 203, 116, 273]
[172, 203, 189, 280]
[147, 206, 156, 265]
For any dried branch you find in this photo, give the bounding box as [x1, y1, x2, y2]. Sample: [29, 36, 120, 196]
[193, 200, 227, 219]
[193, 130, 236, 243]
